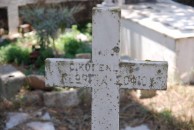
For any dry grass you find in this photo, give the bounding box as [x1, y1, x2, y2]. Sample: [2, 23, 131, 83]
[1, 85, 194, 130]
[120, 85, 194, 130]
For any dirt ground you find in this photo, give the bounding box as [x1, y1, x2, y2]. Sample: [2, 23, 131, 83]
[1, 85, 194, 130]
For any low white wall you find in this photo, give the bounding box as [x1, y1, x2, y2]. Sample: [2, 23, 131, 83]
[121, 18, 178, 83]
[176, 38, 194, 83]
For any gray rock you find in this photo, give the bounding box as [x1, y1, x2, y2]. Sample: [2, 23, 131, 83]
[78, 88, 92, 104]
[5, 112, 30, 129]
[41, 112, 51, 121]
[43, 89, 80, 108]
[26, 122, 55, 130]
[22, 90, 43, 106]
[33, 111, 51, 121]
[123, 124, 150, 130]
[0, 65, 25, 100]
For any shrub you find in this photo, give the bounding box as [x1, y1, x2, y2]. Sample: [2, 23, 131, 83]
[55, 24, 92, 57]
[35, 47, 54, 67]
[20, 3, 83, 54]
[0, 45, 30, 65]
[77, 22, 92, 35]
[63, 36, 91, 58]
[0, 39, 12, 47]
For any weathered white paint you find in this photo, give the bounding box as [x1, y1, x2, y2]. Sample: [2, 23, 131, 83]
[46, 7, 168, 130]
[121, 1, 194, 83]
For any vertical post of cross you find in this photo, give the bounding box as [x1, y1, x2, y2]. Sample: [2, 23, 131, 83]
[45, 3, 168, 130]
[92, 6, 121, 130]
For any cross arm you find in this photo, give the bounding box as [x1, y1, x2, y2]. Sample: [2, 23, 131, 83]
[45, 58, 92, 88]
[118, 60, 168, 90]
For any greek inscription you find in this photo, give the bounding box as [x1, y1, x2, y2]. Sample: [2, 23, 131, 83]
[75, 74, 80, 80]
[61, 73, 67, 84]
[92, 64, 95, 71]
[85, 64, 90, 71]
[129, 66, 133, 73]
[115, 75, 122, 86]
[150, 78, 156, 88]
[124, 76, 130, 85]
[82, 74, 88, 81]
[70, 63, 74, 71]
[88, 74, 96, 84]
[62, 73, 97, 85]
[100, 75, 108, 86]
[79, 64, 84, 71]
[106, 65, 111, 71]
[68, 63, 119, 73]
[142, 76, 147, 86]
[131, 75, 137, 85]
[69, 76, 73, 84]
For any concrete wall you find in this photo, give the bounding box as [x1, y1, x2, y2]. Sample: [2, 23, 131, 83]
[121, 19, 194, 84]
[176, 38, 194, 83]
[120, 0, 194, 84]
[121, 19, 177, 83]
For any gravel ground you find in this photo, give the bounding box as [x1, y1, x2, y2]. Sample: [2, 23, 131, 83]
[1, 85, 194, 130]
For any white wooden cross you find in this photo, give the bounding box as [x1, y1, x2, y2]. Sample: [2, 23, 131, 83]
[45, 6, 168, 130]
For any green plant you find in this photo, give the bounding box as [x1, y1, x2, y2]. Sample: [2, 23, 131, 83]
[77, 22, 92, 35]
[63, 36, 91, 58]
[20, 4, 83, 55]
[0, 45, 30, 65]
[37, 64, 46, 75]
[35, 47, 54, 67]
[0, 39, 11, 47]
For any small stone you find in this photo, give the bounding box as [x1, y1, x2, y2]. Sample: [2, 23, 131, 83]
[22, 90, 44, 106]
[26, 75, 50, 90]
[5, 112, 30, 129]
[34, 111, 42, 117]
[123, 124, 150, 130]
[43, 89, 80, 108]
[26, 122, 55, 130]
[41, 112, 51, 120]
[136, 90, 157, 99]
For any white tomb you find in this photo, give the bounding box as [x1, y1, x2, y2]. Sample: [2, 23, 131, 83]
[121, 0, 194, 84]
[45, 5, 168, 130]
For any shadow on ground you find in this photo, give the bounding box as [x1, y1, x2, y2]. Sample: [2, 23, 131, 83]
[0, 86, 194, 130]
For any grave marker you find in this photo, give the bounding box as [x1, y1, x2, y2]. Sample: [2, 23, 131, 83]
[45, 5, 168, 130]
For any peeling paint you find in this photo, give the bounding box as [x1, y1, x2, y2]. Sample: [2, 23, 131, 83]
[112, 46, 120, 53]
